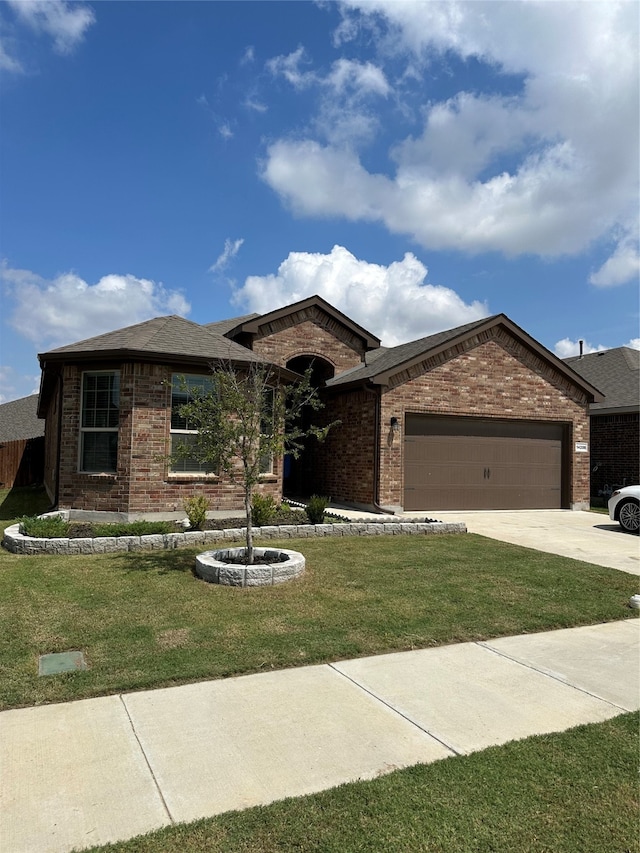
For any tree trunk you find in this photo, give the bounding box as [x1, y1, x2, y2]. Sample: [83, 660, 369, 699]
[244, 489, 254, 564]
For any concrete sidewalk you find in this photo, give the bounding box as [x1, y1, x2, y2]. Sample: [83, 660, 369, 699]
[1, 619, 638, 853]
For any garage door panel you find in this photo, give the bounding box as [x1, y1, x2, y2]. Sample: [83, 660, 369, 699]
[404, 417, 565, 511]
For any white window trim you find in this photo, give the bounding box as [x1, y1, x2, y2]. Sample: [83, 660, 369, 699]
[170, 373, 214, 475]
[78, 370, 120, 474]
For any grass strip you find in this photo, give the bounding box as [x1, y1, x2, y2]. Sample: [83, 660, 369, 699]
[1, 526, 636, 710]
[86, 712, 639, 853]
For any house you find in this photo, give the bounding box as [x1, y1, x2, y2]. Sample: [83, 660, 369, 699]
[564, 347, 639, 501]
[37, 295, 602, 518]
[0, 395, 45, 489]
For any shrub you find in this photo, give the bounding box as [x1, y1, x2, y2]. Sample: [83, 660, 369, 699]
[183, 495, 209, 530]
[91, 521, 172, 537]
[251, 494, 278, 527]
[19, 515, 69, 538]
[305, 495, 330, 524]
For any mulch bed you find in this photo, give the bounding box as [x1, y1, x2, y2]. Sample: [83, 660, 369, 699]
[64, 509, 327, 539]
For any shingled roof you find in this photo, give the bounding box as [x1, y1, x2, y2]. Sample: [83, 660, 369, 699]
[328, 316, 495, 386]
[204, 313, 261, 335]
[0, 395, 44, 442]
[564, 347, 639, 413]
[39, 315, 269, 366]
[327, 313, 603, 402]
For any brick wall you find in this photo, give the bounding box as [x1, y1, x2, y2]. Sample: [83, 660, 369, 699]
[42, 376, 60, 503]
[590, 412, 639, 498]
[378, 334, 591, 509]
[308, 389, 378, 504]
[55, 362, 282, 515]
[252, 316, 366, 375]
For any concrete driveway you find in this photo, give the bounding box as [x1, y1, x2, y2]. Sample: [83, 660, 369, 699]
[410, 509, 639, 575]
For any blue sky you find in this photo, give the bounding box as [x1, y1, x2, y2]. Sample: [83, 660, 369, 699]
[1, 0, 638, 402]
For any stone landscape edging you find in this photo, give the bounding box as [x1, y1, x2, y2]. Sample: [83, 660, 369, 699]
[195, 547, 306, 587]
[2, 519, 467, 555]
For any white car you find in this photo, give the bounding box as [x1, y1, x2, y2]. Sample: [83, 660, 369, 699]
[608, 485, 640, 534]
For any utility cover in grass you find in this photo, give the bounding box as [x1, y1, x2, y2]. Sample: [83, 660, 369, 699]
[38, 651, 88, 676]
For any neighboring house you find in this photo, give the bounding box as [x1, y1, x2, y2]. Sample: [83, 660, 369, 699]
[0, 394, 45, 489]
[564, 347, 639, 500]
[37, 295, 602, 518]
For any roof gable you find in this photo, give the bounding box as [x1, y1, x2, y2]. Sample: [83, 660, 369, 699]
[223, 295, 381, 350]
[328, 314, 603, 403]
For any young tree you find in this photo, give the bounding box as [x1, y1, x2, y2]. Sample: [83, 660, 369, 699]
[173, 361, 333, 564]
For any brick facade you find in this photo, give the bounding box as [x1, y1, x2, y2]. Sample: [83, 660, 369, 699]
[252, 314, 366, 375]
[53, 362, 281, 517]
[43, 306, 594, 516]
[590, 412, 639, 499]
[311, 389, 378, 504]
[377, 333, 590, 510]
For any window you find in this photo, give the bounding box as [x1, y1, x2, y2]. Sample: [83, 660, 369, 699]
[170, 374, 213, 474]
[80, 371, 119, 473]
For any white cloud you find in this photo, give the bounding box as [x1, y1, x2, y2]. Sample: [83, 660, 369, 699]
[241, 45, 255, 65]
[267, 46, 313, 89]
[589, 230, 640, 287]
[0, 365, 39, 403]
[326, 58, 390, 98]
[262, 1, 639, 278]
[1, 263, 190, 349]
[209, 238, 244, 274]
[233, 244, 488, 346]
[244, 97, 267, 114]
[7, 0, 95, 55]
[553, 338, 608, 359]
[0, 38, 23, 73]
[554, 337, 640, 358]
[267, 49, 391, 145]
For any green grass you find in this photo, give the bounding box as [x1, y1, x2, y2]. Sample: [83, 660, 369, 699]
[86, 713, 639, 853]
[0, 519, 636, 709]
[0, 485, 50, 520]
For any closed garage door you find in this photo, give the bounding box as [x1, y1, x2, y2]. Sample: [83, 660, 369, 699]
[404, 415, 565, 511]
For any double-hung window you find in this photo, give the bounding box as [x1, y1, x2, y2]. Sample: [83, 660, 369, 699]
[80, 371, 120, 473]
[170, 374, 213, 474]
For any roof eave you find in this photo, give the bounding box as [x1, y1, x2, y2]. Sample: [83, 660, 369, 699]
[590, 404, 639, 416]
[38, 348, 269, 368]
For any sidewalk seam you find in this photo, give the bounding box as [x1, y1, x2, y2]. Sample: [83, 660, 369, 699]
[327, 663, 461, 757]
[475, 642, 633, 712]
[119, 694, 175, 825]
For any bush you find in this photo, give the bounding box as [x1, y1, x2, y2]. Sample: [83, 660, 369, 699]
[305, 495, 330, 524]
[251, 494, 278, 526]
[183, 495, 209, 530]
[91, 521, 172, 537]
[19, 515, 69, 538]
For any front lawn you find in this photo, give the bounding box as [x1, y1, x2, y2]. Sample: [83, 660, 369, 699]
[0, 527, 636, 710]
[88, 712, 640, 853]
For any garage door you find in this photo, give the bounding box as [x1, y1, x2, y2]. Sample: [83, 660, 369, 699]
[404, 415, 565, 511]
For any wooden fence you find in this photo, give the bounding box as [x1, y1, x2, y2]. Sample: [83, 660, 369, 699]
[0, 437, 45, 489]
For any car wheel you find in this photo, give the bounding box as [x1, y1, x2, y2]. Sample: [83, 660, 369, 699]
[618, 498, 640, 534]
